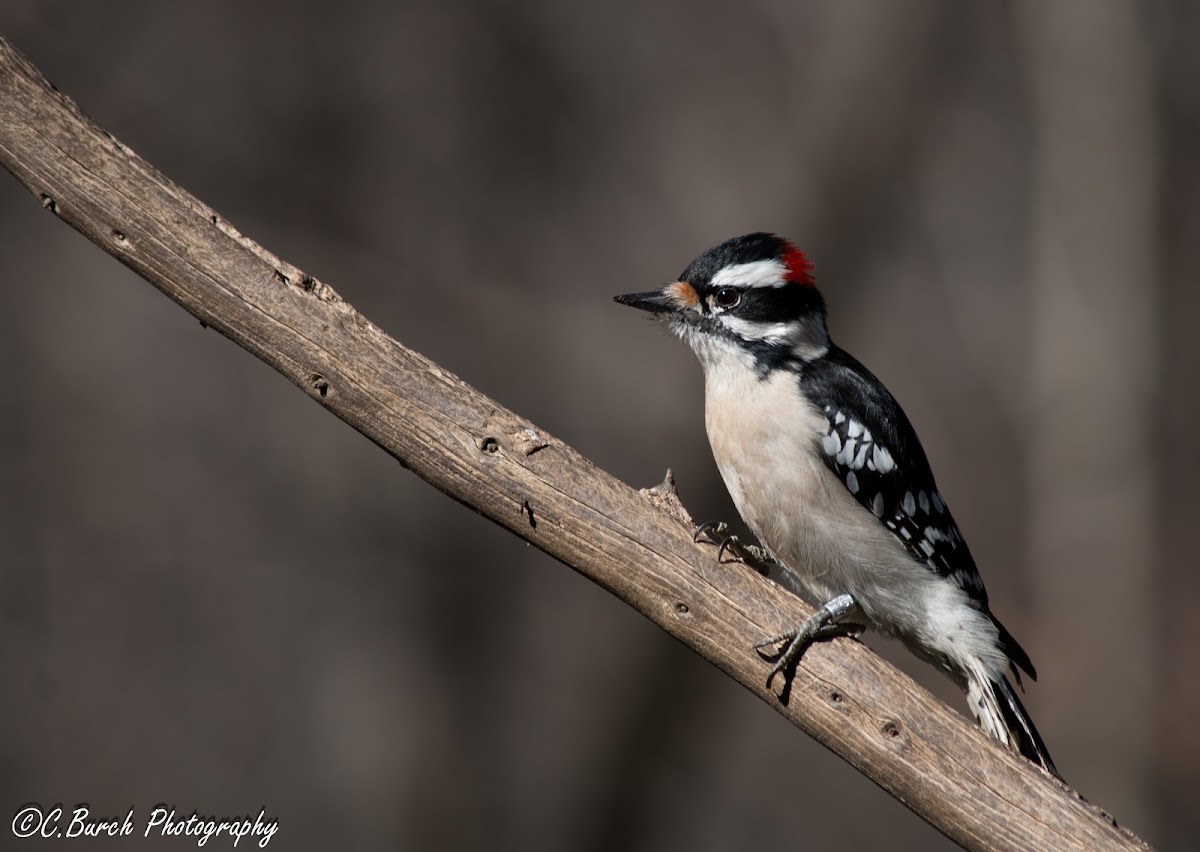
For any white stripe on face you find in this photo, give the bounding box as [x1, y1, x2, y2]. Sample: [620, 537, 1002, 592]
[710, 258, 788, 289]
[720, 315, 796, 342]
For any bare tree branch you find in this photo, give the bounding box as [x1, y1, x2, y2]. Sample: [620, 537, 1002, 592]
[0, 36, 1149, 852]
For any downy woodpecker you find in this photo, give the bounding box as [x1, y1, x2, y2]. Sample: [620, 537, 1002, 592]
[615, 233, 1059, 777]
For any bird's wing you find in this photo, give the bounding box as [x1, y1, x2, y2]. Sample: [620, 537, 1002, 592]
[799, 346, 988, 603]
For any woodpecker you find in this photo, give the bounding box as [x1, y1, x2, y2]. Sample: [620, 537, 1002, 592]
[615, 233, 1059, 777]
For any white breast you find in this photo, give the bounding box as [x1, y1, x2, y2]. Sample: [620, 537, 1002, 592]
[702, 358, 937, 637]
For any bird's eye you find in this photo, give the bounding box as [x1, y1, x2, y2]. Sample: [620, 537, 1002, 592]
[714, 287, 741, 309]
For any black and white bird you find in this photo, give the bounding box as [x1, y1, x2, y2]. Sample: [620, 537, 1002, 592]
[615, 233, 1059, 777]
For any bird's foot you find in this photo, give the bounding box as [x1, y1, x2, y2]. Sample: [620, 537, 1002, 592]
[755, 593, 864, 691]
[693, 521, 775, 574]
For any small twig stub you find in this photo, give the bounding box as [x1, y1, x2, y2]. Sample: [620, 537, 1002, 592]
[511, 428, 549, 456]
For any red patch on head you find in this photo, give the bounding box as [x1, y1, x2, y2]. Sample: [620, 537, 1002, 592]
[780, 242, 815, 286]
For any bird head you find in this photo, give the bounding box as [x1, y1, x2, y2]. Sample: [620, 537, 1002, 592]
[615, 233, 830, 369]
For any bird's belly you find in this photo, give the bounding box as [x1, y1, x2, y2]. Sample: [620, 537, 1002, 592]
[703, 369, 929, 631]
[710, 426, 853, 605]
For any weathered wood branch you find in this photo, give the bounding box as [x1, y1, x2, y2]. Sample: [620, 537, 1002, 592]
[0, 37, 1148, 852]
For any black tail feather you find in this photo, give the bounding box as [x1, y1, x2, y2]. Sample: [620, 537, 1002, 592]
[993, 616, 1037, 685]
[994, 675, 1061, 780]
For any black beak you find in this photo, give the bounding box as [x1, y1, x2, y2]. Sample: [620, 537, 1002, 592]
[613, 289, 676, 314]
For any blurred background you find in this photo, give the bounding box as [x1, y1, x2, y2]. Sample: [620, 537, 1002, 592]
[0, 1, 1195, 849]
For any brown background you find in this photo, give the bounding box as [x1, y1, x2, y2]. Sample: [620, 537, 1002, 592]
[1, 2, 1196, 850]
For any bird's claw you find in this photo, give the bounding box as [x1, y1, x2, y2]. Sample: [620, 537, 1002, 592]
[693, 520, 728, 544]
[755, 626, 815, 689]
[693, 521, 774, 573]
[755, 593, 863, 691]
[694, 520, 744, 562]
[755, 623, 865, 689]
[717, 536, 742, 562]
